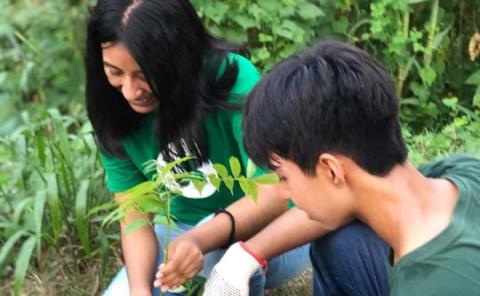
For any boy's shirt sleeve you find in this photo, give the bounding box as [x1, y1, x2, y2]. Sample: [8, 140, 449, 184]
[100, 151, 147, 193]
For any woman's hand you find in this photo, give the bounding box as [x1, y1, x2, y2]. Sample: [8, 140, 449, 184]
[153, 236, 204, 292]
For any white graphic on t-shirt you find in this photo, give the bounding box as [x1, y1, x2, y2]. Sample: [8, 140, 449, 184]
[156, 140, 217, 199]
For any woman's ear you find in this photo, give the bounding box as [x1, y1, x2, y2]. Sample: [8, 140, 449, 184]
[317, 153, 346, 186]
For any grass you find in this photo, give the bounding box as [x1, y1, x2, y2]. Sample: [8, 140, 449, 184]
[269, 269, 313, 296]
[1, 242, 122, 296]
[2, 246, 312, 295]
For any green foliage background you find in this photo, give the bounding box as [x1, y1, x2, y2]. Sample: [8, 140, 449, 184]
[0, 0, 479, 294]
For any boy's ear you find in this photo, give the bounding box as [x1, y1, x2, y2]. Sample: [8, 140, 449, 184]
[317, 153, 346, 185]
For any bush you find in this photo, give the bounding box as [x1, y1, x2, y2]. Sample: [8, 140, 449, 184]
[1, 0, 479, 294]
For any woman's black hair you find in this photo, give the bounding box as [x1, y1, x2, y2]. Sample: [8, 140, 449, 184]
[85, 0, 240, 163]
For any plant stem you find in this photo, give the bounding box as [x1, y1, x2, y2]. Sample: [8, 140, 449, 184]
[164, 192, 171, 263]
[424, 0, 439, 68]
[396, 6, 410, 98]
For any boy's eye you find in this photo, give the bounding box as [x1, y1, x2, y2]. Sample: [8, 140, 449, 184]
[279, 176, 287, 182]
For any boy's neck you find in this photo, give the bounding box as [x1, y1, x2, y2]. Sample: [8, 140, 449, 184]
[352, 161, 458, 264]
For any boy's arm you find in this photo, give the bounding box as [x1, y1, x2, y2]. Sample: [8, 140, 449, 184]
[245, 207, 329, 258]
[155, 185, 329, 292]
[203, 207, 330, 295]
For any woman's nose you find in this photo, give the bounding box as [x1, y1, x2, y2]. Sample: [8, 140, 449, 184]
[121, 78, 144, 100]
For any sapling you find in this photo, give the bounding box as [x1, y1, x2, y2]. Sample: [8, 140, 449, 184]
[98, 155, 278, 294]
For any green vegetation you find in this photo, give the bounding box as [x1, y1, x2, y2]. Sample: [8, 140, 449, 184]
[1, 0, 479, 294]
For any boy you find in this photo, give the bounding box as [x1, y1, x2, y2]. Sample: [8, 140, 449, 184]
[205, 41, 480, 295]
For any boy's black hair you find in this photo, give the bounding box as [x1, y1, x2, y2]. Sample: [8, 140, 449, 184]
[243, 41, 407, 176]
[86, 0, 240, 163]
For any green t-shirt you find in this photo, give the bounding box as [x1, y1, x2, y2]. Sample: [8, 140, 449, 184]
[100, 53, 261, 225]
[390, 155, 480, 295]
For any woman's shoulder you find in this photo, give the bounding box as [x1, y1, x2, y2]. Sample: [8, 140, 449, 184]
[226, 52, 261, 98]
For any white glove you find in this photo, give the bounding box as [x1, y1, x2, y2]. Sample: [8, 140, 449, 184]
[203, 242, 267, 296]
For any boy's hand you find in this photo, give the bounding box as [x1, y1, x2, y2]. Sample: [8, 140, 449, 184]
[203, 242, 266, 296]
[153, 237, 204, 292]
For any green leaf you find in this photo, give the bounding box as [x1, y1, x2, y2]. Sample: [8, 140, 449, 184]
[246, 159, 257, 178]
[408, 0, 430, 4]
[213, 164, 229, 179]
[153, 215, 178, 230]
[35, 130, 46, 167]
[88, 201, 117, 217]
[0, 230, 29, 268]
[14, 236, 36, 296]
[238, 177, 250, 196]
[125, 218, 149, 235]
[48, 108, 72, 164]
[258, 33, 274, 43]
[453, 116, 468, 127]
[192, 179, 207, 194]
[465, 70, 480, 85]
[75, 180, 91, 254]
[158, 156, 194, 177]
[0, 23, 14, 36]
[137, 195, 164, 213]
[208, 174, 221, 190]
[432, 26, 452, 49]
[247, 180, 258, 202]
[33, 190, 47, 258]
[229, 156, 242, 178]
[442, 97, 458, 108]
[187, 275, 207, 296]
[332, 17, 349, 34]
[13, 198, 33, 224]
[253, 173, 279, 185]
[419, 67, 436, 86]
[273, 20, 303, 40]
[101, 208, 124, 228]
[98, 228, 109, 277]
[46, 173, 61, 241]
[297, 3, 324, 19]
[203, 2, 228, 24]
[224, 178, 235, 195]
[473, 85, 480, 107]
[127, 181, 158, 200]
[169, 286, 187, 293]
[232, 15, 257, 29]
[259, 0, 282, 12]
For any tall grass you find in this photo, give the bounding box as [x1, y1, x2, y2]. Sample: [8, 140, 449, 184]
[0, 110, 114, 295]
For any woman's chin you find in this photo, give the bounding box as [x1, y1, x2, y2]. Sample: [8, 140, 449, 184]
[129, 101, 159, 114]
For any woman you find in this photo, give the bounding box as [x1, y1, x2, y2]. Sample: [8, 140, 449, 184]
[85, 0, 309, 295]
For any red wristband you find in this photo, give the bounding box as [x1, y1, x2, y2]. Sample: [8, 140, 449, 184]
[239, 241, 268, 268]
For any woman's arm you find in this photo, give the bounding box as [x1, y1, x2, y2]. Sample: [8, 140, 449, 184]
[116, 193, 158, 296]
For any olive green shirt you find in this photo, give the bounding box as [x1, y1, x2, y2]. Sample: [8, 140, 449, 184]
[390, 155, 480, 295]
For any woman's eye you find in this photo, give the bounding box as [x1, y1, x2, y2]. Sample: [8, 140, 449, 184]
[110, 70, 122, 77]
[137, 73, 146, 81]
